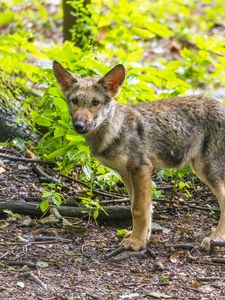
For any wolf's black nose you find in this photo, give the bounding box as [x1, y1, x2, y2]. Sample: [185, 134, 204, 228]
[74, 121, 86, 134]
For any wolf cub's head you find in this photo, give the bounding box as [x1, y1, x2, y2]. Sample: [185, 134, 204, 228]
[53, 61, 125, 135]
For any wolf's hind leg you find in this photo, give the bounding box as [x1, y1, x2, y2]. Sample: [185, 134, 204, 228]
[191, 158, 225, 251]
[201, 182, 225, 251]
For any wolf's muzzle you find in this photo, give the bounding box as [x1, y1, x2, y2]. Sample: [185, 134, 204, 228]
[73, 121, 87, 134]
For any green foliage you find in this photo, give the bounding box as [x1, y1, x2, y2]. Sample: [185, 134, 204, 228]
[1, 0, 225, 214]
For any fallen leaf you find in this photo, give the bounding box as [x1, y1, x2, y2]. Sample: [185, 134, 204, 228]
[191, 279, 200, 288]
[0, 166, 5, 174]
[146, 292, 172, 299]
[16, 281, 25, 288]
[120, 293, 139, 299]
[37, 261, 49, 268]
[169, 251, 184, 263]
[40, 215, 59, 224]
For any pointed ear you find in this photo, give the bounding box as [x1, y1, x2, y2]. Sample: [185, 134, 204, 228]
[97, 64, 125, 96]
[53, 61, 77, 92]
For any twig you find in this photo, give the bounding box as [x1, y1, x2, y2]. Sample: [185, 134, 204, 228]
[0, 245, 17, 259]
[211, 240, 225, 247]
[210, 257, 225, 264]
[111, 250, 146, 261]
[170, 243, 195, 250]
[99, 198, 129, 205]
[34, 236, 65, 242]
[0, 152, 55, 165]
[186, 203, 219, 212]
[26, 149, 60, 184]
[1, 260, 36, 268]
[81, 244, 92, 258]
[23, 271, 47, 289]
[146, 248, 157, 259]
[196, 276, 220, 282]
[105, 247, 125, 258]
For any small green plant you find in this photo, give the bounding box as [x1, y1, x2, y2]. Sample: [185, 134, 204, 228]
[80, 196, 108, 223]
[116, 228, 128, 238]
[40, 183, 64, 213]
[3, 209, 21, 220]
[161, 274, 170, 283]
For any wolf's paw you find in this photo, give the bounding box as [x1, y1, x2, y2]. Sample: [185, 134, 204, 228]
[119, 236, 146, 251]
[200, 237, 212, 251]
[201, 231, 225, 251]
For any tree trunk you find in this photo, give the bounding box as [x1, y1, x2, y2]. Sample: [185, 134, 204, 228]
[63, 0, 92, 48]
[63, 0, 76, 42]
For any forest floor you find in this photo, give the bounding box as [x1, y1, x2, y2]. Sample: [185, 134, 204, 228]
[0, 147, 225, 300]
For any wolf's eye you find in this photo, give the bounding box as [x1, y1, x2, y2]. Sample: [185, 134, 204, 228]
[71, 98, 78, 105]
[92, 99, 100, 106]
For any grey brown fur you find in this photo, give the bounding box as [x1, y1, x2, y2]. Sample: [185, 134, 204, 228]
[53, 61, 225, 251]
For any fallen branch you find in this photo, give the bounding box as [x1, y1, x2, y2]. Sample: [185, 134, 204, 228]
[0, 201, 132, 221]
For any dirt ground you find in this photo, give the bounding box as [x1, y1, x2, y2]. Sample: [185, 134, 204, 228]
[0, 148, 225, 300]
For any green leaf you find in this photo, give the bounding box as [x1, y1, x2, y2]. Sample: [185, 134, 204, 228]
[66, 134, 84, 143]
[116, 229, 128, 238]
[0, 11, 16, 26]
[52, 194, 62, 207]
[146, 21, 173, 37]
[82, 164, 92, 180]
[54, 127, 65, 137]
[42, 190, 53, 198]
[12, 138, 26, 151]
[40, 199, 49, 213]
[45, 145, 70, 159]
[93, 209, 99, 220]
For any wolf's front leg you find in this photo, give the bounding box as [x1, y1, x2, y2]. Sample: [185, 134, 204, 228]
[120, 164, 152, 251]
